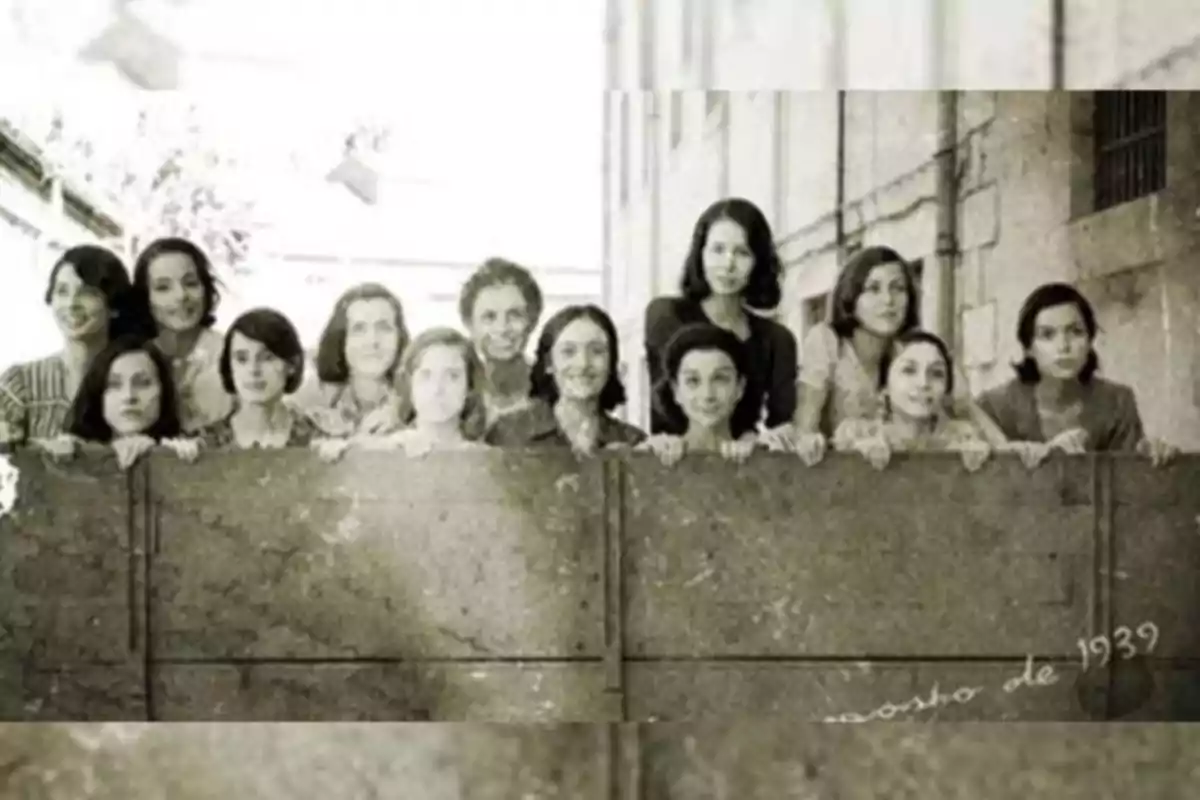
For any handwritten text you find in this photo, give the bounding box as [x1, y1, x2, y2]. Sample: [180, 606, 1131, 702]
[824, 621, 1160, 723]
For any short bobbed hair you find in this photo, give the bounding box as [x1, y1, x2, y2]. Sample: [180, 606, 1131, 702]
[315, 283, 410, 384]
[458, 256, 544, 329]
[878, 329, 956, 396]
[828, 245, 920, 339]
[1012, 282, 1099, 383]
[219, 308, 306, 395]
[529, 305, 627, 413]
[654, 322, 750, 431]
[132, 236, 222, 331]
[395, 326, 488, 440]
[45, 245, 148, 340]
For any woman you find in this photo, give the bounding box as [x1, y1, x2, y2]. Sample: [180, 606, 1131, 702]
[290, 283, 409, 437]
[198, 308, 325, 451]
[976, 282, 1175, 467]
[485, 305, 645, 455]
[640, 323, 757, 466]
[790, 245, 1006, 465]
[367, 327, 490, 458]
[458, 256, 544, 423]
[0, 245, 143, 452]
[63, 336, 199, 470]
[131, 237, 233, 433]
[832, 330, 990, 472]
[644, 197, 797, 441]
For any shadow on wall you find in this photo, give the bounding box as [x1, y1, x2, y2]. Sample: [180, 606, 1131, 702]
[147, 449, 607, 721]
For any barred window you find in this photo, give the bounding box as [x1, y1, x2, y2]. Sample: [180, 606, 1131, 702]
[1093, 91, 1166, 212]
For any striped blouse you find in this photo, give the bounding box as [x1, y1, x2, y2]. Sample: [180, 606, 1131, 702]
[832, 416, 986, 453]
[0, 355, 73, 443]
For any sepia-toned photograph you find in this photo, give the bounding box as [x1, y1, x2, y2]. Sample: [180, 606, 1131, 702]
[2, 0, 1200, 796]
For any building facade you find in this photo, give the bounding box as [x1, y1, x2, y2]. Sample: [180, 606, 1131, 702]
[0, 125, 125, 369]
[603, 0, 1200, 447]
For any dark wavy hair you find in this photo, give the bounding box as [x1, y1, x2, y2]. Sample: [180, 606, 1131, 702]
[395, 327, 489, 441]
[529, 305, 626, 412]
[131, 237, 222, 332]
[828, 245, 920, 339]
[219, 308, 306, 395]
[315, 283, 410, 384]
[65, 336, 182, 443]
[878, 329, 956, 396]
[44, 244, 148, 340]
[458, 256, 545, 330]
[1012, 282, 1099, 383]
[679, 197, 783, 311]
[653, 323, 750, 432]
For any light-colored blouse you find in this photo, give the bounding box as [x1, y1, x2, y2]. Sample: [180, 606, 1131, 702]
[799, 322, 973, 437]
[167, 328, 234, 434]
[0, 355, 73, 442]
[833, 416, 985, 454]
[287, 364, 402, 437]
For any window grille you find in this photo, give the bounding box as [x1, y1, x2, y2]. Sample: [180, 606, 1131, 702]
[1093, 91, 1166, 212]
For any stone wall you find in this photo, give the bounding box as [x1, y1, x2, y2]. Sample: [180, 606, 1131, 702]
[2, 449, 1199, 722]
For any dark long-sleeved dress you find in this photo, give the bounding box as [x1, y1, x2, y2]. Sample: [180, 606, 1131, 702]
[644, 296, 797, 437]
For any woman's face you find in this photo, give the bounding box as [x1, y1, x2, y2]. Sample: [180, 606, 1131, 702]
[229, 331, 292, 404]
[854, 261, 910, 337]
[102, 351, 163, 437]
[672, 348, 744, 429]
[548, 317, 611, 403]
[410, 343, 469, 424]
[1028, 302, 1091, 381]
[885, 341, 949, 420]
[701, 218, 755, 298]
[147, 252, 207, 333]
[343, 298, 402, 380]
[469, 282, 531, 363]
[50, 264, 110, 342]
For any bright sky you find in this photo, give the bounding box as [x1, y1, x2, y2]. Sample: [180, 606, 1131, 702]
[0, 0, 604, 268]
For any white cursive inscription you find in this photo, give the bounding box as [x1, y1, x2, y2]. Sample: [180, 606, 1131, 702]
[825, 621, 1160, 723]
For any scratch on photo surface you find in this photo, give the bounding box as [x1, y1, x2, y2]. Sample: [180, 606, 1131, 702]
[0, 454, 18, 518]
